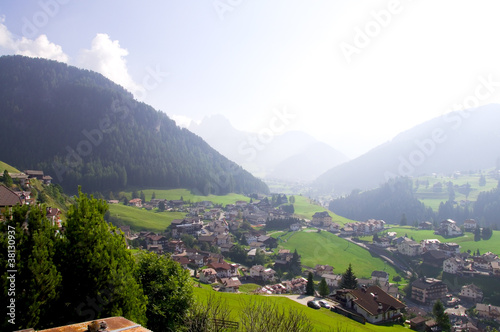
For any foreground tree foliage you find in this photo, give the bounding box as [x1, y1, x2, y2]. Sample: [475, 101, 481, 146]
[60, 188, 147, 325]
[135, 251, 193, 331]
[0, 205, 62, 330]
[1, 188, 192, 331]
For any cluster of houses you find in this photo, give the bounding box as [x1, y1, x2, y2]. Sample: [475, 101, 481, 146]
[406, 276, 500, 331]
[338, 219, 386, 237]
[442, 251, 500, 277]
[0, 170, 62, 227]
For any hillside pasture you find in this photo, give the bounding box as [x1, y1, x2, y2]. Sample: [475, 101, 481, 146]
[0, 161, 20, 173]
[108, 203, 185, 232]
[293, 196, 355, 225]
[278, 231, 399, 279]
[119, 188, 252, 206]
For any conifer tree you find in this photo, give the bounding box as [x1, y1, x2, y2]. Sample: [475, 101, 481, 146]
[2, 170, 13, 187]
[290, 249, 302, 276]
[340, 263, 358, 289]
[433, 300, 451, 331]
[318, 277, 329, 297]
[60, 188, 147, 325]
[305, 272, 315, 296]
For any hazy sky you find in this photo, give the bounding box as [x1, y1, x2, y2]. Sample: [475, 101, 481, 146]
[1, 0, 500, 158]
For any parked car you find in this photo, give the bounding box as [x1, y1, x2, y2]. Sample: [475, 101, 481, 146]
[318, 300, 331, 309]
[307, 300, 321, 309]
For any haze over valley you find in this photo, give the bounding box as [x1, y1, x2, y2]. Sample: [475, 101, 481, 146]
[2, 2, 500, 331]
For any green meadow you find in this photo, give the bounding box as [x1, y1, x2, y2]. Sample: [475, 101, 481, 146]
[0, 161, 20, 173]
[108, 203, 185, 232]
[293, 196, 355, 225]
[278, 231, 400, 279]
[413, 172, 498, 211]
[385, 226, 500, 255]
[193, 287, 407, 331]
[119, 188, 252, 206]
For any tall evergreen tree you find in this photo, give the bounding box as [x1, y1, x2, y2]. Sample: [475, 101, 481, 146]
[318, 277, 329, 297]
[60, 188, 147, 325]
[2, 170, 13, 187]
[340, 263, 358, 289]
[433, 300, 451, 331]
[305, 272, 315, 296]
[290, 249, 302, 276]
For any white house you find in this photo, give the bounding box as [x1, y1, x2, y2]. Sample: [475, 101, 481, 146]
[250, 265, 276, 282]
[443, 256, 468, 274]
[421, 239, 441, 252]
[460, 284, 483, 302]
[322, 274, 342, 288]
[371, 271, 389, 284]
[464, 219, 478, 231]
[438, 219, 463, 237]
[397, 237, 422, 257]
[199, 268, 217, 284]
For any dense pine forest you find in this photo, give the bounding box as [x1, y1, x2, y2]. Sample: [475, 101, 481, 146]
[0, 55, 269, 195]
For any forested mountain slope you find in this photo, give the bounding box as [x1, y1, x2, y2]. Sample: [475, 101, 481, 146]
[0, 55, 269, 195]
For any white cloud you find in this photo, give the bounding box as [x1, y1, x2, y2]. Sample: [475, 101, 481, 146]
[0, 19, 68, 62]
[78, 33, 145, 98]
[170, 114, 193, 128]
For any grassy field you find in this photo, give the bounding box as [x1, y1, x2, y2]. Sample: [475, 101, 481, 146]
[278, 231, 400, 279]
[119, 188, 252, 206]
[108, 204, 185, 232]
[0, 161, 20, 173]
[193, 287, 407, 331]
[293, 196, 355, 225]
[413, 172, 498, 211]
[385, 226, 500, 255]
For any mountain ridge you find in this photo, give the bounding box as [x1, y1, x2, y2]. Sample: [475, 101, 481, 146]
[0, 55, 269, 195]
[313, 104, 500, 195]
